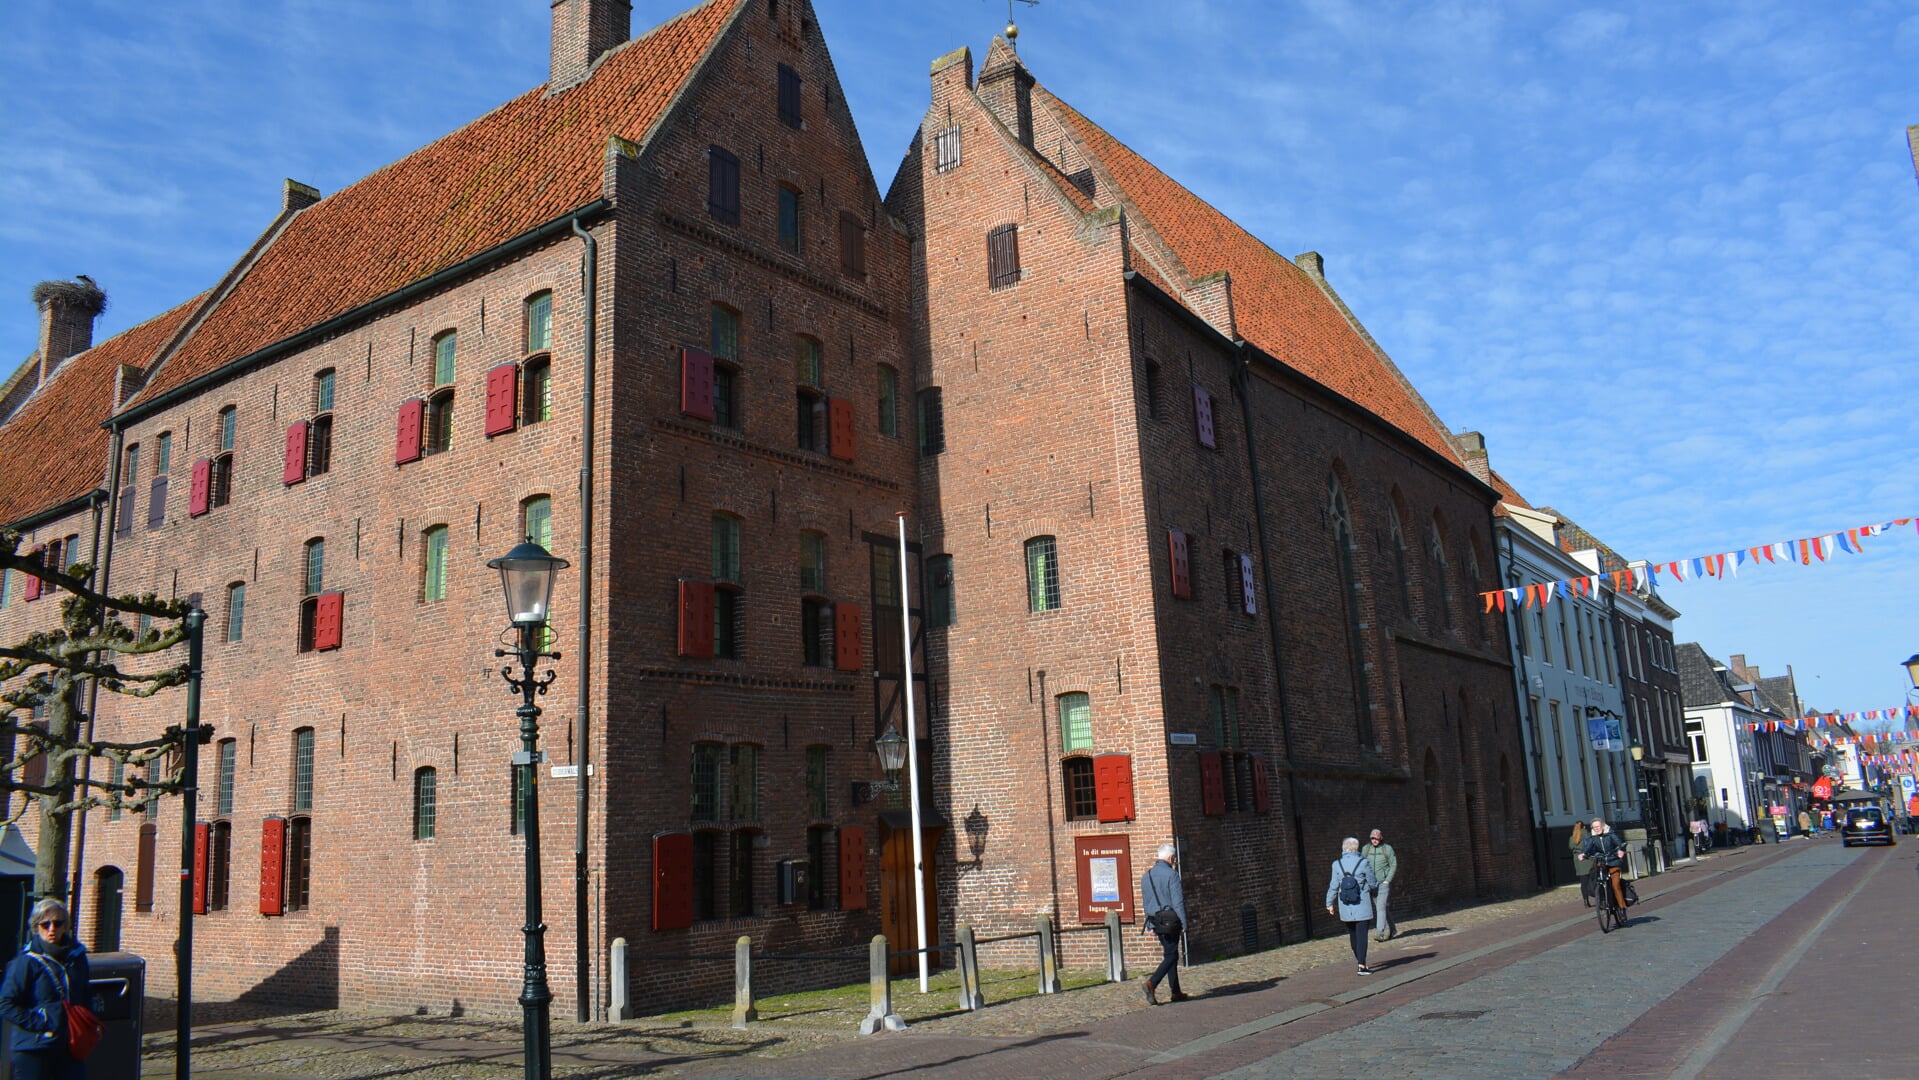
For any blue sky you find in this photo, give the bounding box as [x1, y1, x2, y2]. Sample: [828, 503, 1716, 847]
[4, 1, 1916, 715]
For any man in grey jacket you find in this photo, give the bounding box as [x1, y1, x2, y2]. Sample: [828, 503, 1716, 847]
[1365, 828, 1397, 942]
[1139, 843, 1189, 1005]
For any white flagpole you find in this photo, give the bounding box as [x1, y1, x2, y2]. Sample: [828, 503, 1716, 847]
[896, 511, 930, 994]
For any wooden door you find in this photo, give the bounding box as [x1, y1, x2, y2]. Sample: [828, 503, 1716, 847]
[880, 824, 941, 977]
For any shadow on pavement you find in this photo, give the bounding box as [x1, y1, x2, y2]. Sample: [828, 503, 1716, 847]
[1388, 926, 1450, 939]
[1202, 975, 1285, 997]
[1369, 953, 1434, 972]
[832, 1030, 1089, 1080]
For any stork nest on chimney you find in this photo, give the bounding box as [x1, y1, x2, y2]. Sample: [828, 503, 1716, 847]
[31, 278, 108, 315]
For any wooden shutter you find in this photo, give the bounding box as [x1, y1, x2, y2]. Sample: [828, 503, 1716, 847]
[192, 822, 210, 914]
[1239, 553, 1258, 614]
[485, 363, 519, 436]
[1194, 385, 1216, 448]
[680, 348, 715, 420]
[1093, 753, 1135, 823]
[135, 824, 158, 912]
[827, 398, 855, 461]
[833, 601, 862, 671]
[116, 484, 135, 535]
[395, 398, 425, 464]
[259, 817, 286, 915]
[1251, 753, 1272, 813]
[839, 211, 865, 276]
[22, 548, 42, 601]
[313, 591, 344, 651]
[838, 825, 867, 910]
[188, 458, 213, 516]
[988, 224, 1020, 288]
[1168, 529, 1191, 599]
[678, 580, 715, 658]
[148, 476, 168, 527]
[708, 147, 740, 224]
[652, 833, 694, 931]
[1199, 751, 1226, 816]
[283, 421, 309, 485]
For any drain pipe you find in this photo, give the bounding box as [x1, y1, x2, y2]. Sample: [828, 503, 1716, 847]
[570, 215, 599, 1023]
[1231, 344, 1315, 940]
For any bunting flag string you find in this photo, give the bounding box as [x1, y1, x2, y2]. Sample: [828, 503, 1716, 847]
[1481, 514, 1917, 610]
[1741, 704, 1919, 735]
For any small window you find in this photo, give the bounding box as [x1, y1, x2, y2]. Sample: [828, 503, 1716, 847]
[801, 597, 831, 666]
[525, 291, 553, 353]
[211, 407, 236, 508]
[806, 826, 830, 909]
[729, 744, 759, 821]
[710, 305, 740, 429]
[522, 496, 553, 548]
[208, 821, 232, 911]
[794, 336, 822, 387]
[778, 186, 802, 254]
[423, 525, 449, 602]
[216, 739, 237, 817]
[425, 388, 454, 455]
[308, 371, 335, 478]
[124, 443, 140, 491]
[708, 146, 741, 225]
[225, 582, 246, 643]
[1210, 685, 1241, 748]
[804, 746, 829, 819]
[218, 406, 237, 453]
[1058, 691, 1092, 752]
[522, 357, 551, 424]
[799, 531, 827, 593]
[285, 816, 313, 912]
[691, 743, 722, 821]
[711, 514, 741, 583]
[916, 387, 944, 456]
[729, 829, 756, 917]
[934, 125, 962, 174]
[298, 540, 324, 653]
[433, 332, 457, 388]
[796, 389, 826, 452]
[291, 727, 315, 811]
[877, 365, 898, 437]
[692, 831, 719, 920]
[777, 64, 802, 128]
[413, 767, 437, 840]
[838, 210, 865, 278]
[987, 223, 1020, 289]
[313, 369, 335, 414]
[715, 588, 741, 660]
[1062, 758, 1096, 821]
[1026, 536, 1061, 612]
[154, 432, 172, 476]
[926, 554, 954, 627]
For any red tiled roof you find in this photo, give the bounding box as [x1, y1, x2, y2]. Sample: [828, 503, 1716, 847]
[1489, 468, 1531, 510]
[0, 296, 203, 527]
[1040, 92, 1464, 467]
[130, 0, 739, 408]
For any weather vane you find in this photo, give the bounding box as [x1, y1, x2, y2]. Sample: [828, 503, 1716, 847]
[995, 0, 1038, 48]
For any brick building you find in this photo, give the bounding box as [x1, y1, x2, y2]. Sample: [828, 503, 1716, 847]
[2, 0, 1534, 1016]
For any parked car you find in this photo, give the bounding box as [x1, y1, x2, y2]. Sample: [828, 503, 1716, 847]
[1840, 806, 1895, 847]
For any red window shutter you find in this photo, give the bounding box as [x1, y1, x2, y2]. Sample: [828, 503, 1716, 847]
[189, 458, 213, 516]
[652, 833, 694, 931]
[259, 817, 287, 916]
[485, 363, 519, 437]
[22, 548, 43, 601]
[827, 397, 855, 461]
[833, 601, 862, 671]
[313, 591, 344, 651]
[395, 398, 425, 464]
[1168, 529, 1191, 599]
[193, 822, 210, 914]
[1251, 753, 1272, 813]
[1094, 753, 1135, 823]
[283, 421, 309, 485]
[1194, 385, 1216, 448]
[1239, 553, 1258, 614]
[681, 348, 715, 420]
[1199, 751, 1226, 816]
[838, 826, 867, 910]
[134, 824, 157, 912]
[678, 580, 715, 658]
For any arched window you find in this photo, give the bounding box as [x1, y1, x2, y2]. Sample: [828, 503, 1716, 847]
[709, 305, 740, 428]
[298, 538, 325, 652]
[92, 868, 124, 952]
[1057, 692, 1092, 752]
[308, 369, 335, 477]
[524, 291, 552, 353]
[211, 405, 237, 507]
[521, 495, 552, 548]
[426, 331, 456, 454]
[413, 767, 438, 840]
[422, 525, 449, 602]
[1388, 494, 1412, 618]
[522, 291, 554, 426]
[1429, 517, 1454, 633]
[1058, 691, 1096, 821]
[1025, 536, 1060, 612]
[1328, 475, 1374, 746]
[795, 335, 825, 452]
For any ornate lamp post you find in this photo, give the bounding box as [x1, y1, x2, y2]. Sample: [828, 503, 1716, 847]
[489, 541, 569, 1080]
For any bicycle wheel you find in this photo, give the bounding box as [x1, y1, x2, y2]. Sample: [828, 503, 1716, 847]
[1596, 891, 1615, 933]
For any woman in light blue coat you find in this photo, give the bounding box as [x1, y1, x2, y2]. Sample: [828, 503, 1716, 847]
[1325, 837, 1379, 974]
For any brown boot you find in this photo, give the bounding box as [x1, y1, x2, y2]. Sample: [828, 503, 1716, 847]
[1141, 979, 1159, 1006]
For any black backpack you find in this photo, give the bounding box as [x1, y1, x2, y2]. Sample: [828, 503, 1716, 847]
[1338, 857, 1364, 906]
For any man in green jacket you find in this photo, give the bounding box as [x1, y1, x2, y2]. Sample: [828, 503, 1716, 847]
[1365, 828, 1397, 942]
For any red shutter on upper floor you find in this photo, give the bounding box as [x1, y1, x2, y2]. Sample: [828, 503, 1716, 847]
[259, 817, 286, 916]
[192, 822, 210, 914]
[838, 826, 867, 911]
[1251, 753, 1272, 813]
[678, 580, 715, 658]
[1199, 751, 1226, 816]
[833, 602, 862, 671]
[485, 363, 519, 437]
[188, 458, 212, 516]
[1239, 553, 1258, 614]
[313, 592, 344, 651]
[827, 398, 855, 461]
[22, 548, 43, 601]
[652, 833, 694, 931]
[1168, 529, 1191, 599]
[681, 348, 715, 420]
[283, 421, 309, 485]
[1194, 385, 1216, 448]
[1093, 753, 1135, 823]
[395, 398, 425, 464]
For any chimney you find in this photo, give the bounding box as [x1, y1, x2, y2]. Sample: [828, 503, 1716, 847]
[32, 277, 107, 382]
[1295, 251, 1325, 279]
[549, 0, 632, 91]
[1729, 654, 1752, 681]
[1455, 430, 1492, 486]
[976, 36, 1034, 148]
[283, 179, 321, 213]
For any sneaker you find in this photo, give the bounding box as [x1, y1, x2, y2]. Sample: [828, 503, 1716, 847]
[1357, 966, 1372, 976]
[1373, 933, 1387, 942]
[1142, 979, 1159, 1006]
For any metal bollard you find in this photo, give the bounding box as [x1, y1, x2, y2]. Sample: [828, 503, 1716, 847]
[731, 936, 757, 1029]
[1104, 909, 1127, 983]
[609, 937, 629, 1021]
[1036, 913, 1061, 994]
[955, 925, 985, 1011]
[858, 935, 907, 1035]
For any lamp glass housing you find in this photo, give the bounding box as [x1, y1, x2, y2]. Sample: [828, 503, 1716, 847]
[874, 724, 907, 777]
[1903, 654, 1919, 690]
[488, 541, 570, 626]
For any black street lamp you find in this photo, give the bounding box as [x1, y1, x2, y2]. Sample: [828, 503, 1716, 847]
[1903, 654, 1919, 700]
[489, 541, 569, 1080]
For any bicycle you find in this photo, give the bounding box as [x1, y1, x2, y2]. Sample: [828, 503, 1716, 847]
[1592, 864, 1629, 933]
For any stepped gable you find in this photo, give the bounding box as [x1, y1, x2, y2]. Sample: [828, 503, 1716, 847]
[1038, 90, 1465, 468]
[0, 296, 203, 527]
[128, 0, 739, 408]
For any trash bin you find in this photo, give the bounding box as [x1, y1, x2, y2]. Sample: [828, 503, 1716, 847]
[87, 951, 145, 1079]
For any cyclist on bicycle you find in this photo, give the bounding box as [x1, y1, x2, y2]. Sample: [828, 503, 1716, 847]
[1576, 818, 1628, 912]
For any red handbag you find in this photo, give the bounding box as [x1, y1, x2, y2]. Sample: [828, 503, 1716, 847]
[29, 954, 101, 1060]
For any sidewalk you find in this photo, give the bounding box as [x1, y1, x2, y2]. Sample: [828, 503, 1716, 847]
[153, 844, 1781, 1079]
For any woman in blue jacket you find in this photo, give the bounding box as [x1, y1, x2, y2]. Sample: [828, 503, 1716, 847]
[0, 898, 92, 1080]
[1325, 837, 1379, 975]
